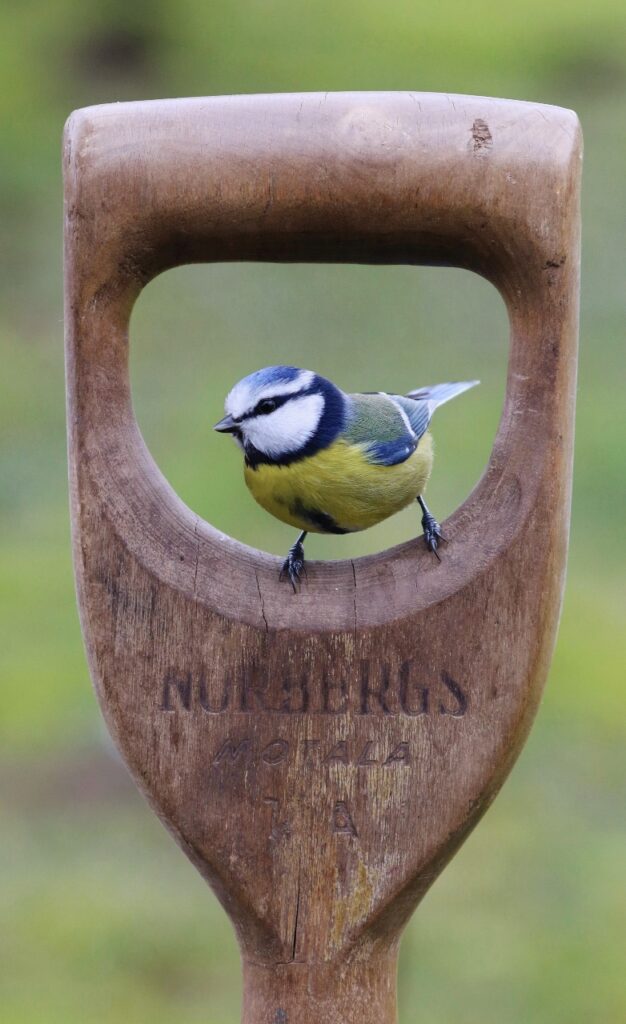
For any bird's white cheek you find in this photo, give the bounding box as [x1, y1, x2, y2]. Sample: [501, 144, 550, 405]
[243, 394, 324, 457]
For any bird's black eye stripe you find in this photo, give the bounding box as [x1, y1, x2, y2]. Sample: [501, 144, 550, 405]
[255, 398, 277, 415]
[242, 387, 312, 422]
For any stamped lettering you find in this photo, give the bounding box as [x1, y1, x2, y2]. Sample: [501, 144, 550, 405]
[324, 741, 349, 765]
[210, 737, 411, 771]
[262, 739, 290, 765]
[383, 742, 410, 766]
[303, 739, 320, 761]
[264, 798, 291, 842]
[161, 663, 468, 717]
[357, 741, 378, 766]
[332, 801, 358, 836]
[160, 669, 192, 711]
[439, 672, 468, 717]
[359, 661, 392, 715]
[213, 738, 251, 765]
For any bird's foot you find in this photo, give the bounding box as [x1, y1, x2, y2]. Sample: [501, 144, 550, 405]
[417, 497, 444, 561]
[421, 511, 443, 560]
[279, 538, 307, 592]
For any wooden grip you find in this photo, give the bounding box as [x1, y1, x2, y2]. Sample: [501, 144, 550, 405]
[64, 93, 581, 1023]
[64, 92, 581, 629]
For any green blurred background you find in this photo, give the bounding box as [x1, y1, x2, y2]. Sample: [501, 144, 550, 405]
[1, 2, 624, 1021]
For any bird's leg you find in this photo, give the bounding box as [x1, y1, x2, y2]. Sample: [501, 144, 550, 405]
[279, 531, 308, 591]
[417, 496, 443, 560]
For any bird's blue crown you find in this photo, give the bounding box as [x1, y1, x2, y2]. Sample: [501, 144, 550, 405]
[224, 365, 347, 467]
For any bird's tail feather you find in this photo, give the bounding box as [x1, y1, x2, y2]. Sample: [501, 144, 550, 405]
[406, 380, 479, 412]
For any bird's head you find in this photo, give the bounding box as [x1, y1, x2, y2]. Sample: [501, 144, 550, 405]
[214, 365, 347, 466]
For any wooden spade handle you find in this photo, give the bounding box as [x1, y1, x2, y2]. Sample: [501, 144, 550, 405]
[64, 93, 581, 1023]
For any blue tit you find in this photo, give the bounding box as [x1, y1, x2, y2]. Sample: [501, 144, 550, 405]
[214, 366, 478, 589]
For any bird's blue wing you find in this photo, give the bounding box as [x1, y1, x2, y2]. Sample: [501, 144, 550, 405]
[365, 435, 418, 465]
[345, 394, 418, 466]
[390, 396, 431, 442]
[343, 383, 478, 467]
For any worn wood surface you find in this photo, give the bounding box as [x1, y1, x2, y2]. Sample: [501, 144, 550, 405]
[64, 93, 581, 1023]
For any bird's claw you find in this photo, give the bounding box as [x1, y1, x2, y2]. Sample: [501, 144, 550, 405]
[421, 512, 444, 561]
[279, 541, 307, 592]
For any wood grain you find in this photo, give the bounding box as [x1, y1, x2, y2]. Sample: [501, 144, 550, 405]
[64, 93, 582, 1023]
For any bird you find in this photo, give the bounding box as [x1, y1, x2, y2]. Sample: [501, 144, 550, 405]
[214, 366, 479, 590]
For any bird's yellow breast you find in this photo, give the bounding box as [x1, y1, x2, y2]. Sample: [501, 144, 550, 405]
[244, 434, 434, 533]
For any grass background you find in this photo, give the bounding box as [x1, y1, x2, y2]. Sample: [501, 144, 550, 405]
[1, 2, 624, 1021]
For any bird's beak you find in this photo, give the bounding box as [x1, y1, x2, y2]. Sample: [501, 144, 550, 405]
[214, 414, 238, 434]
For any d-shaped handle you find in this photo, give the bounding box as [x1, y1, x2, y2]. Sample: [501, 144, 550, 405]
[65, 94, 581, 1023]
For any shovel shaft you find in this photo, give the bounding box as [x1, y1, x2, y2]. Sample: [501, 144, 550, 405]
[243, 956, 398, 1024]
